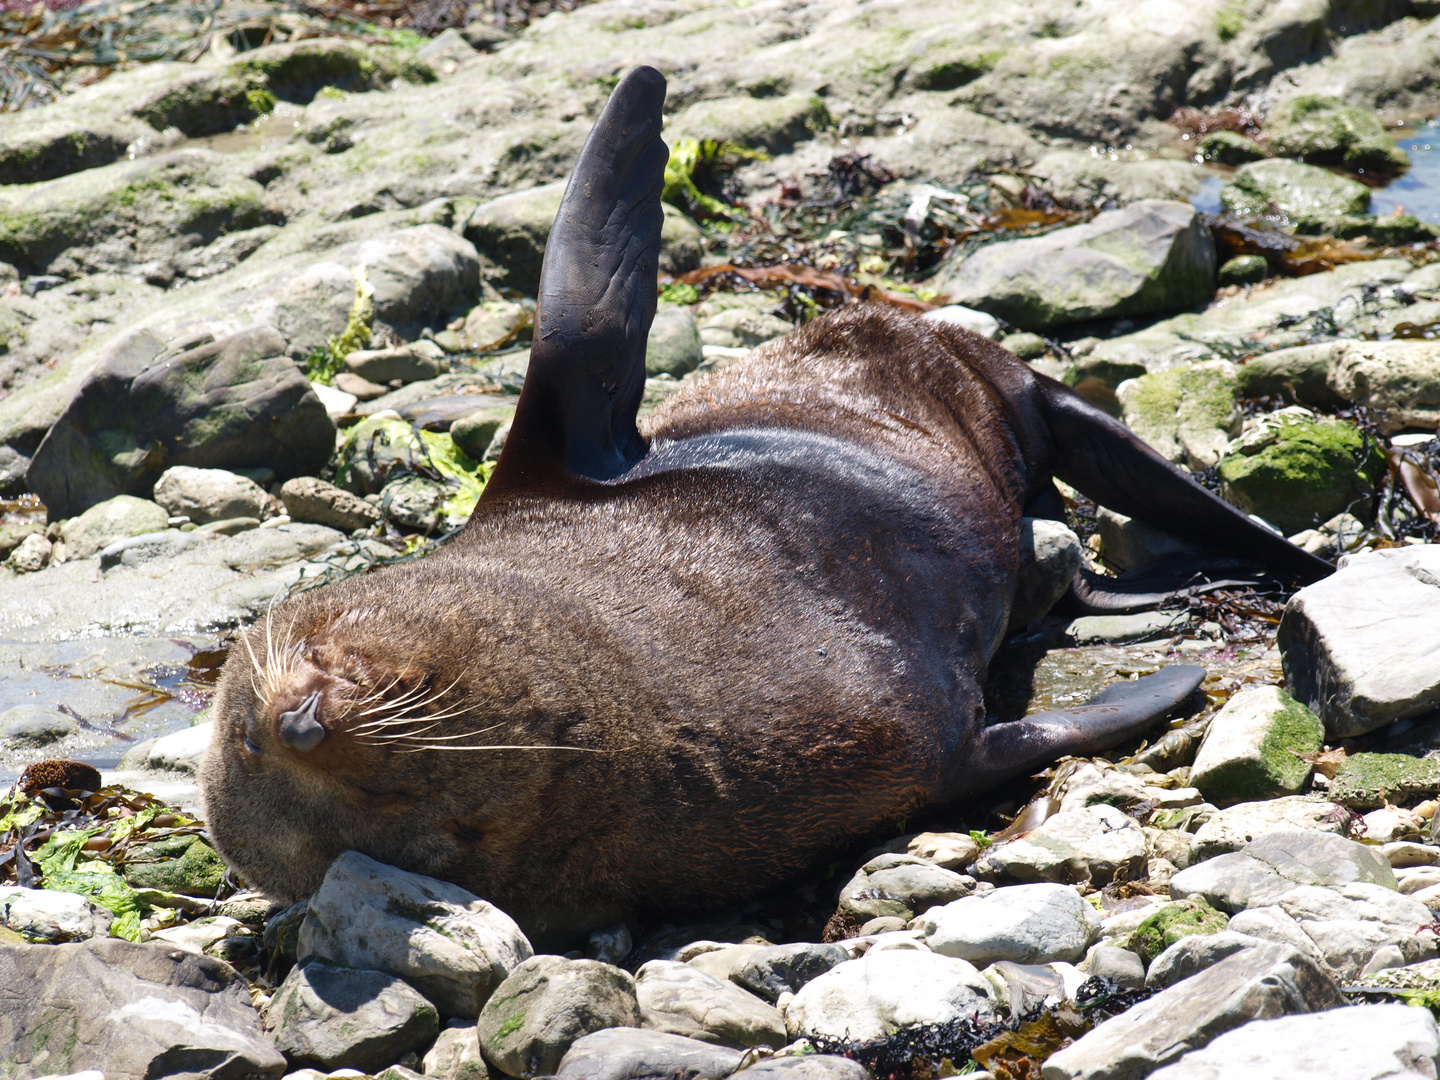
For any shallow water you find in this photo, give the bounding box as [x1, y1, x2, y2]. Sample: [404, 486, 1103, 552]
[1373, 120, 1440, 223]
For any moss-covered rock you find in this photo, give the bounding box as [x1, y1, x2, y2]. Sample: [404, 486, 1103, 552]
[1198, 131, 1266, 166]
[1221, 159, 1371, 224]
[666, 93, 830, 154]
[1217, 416, 1382, 535]
[1117, 360, 1239, 470]
[1266, 95, 1410, 175]
[1236, 344, 1345, 408]
[1126, 898, 1229, 966]
[121, 836, 228, 897]
[1189, 686, 1324, 806]
[1331, 753, 1440, 810]
[1218, 254, 1268, 287]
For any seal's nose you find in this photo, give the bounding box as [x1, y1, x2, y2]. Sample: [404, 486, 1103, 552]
[278, 691, 326, 752]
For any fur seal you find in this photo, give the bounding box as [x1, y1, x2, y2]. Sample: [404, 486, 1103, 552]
[200, 67, 1332, 943]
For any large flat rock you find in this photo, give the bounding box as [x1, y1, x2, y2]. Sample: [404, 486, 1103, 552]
[1278, 546, 1440, 738]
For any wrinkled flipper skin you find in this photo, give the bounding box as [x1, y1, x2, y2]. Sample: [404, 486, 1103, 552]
[482, 66, 667, 496]
[948, 665, 1206, 796]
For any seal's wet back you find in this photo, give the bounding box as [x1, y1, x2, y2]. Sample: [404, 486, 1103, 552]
[200, 67, 1332, 944]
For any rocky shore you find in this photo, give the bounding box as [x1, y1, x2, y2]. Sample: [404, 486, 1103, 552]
[4, 0, 1440, 1077]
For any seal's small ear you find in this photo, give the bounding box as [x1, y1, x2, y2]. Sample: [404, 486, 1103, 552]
[483, 66, 667, 497]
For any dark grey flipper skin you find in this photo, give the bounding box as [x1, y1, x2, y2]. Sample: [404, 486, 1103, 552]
[481, 65, 667, 499]
[946, 665, 1207, 797]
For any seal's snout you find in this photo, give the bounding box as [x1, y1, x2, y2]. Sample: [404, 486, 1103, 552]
[278, 690, 326, 752]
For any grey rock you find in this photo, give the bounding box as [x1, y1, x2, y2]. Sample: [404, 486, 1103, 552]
[423, 1023, 490, 1080]
[934, 200, 1216, 332]
[974, 804, 1147, 888]
[266, 958, 440, 1073]
[1266, 95, 1410, 174]
[733, 943, 850, 1004]
[659, 204, 704, 277]
[280, 476, 381, 532]
[1065, 610, 1189, 645]
[1228, 883, 1438, 979]
[1041, 943, 1345, 1080]
[1216, 254, 1268, 287]
[0, 937, 284, 1078]
[1144, 930, 1268, 990]
[1188, 686, 1323, 807]
[5, 533, 50, 572]
[837, 853, 976, 923]
[1000, 332, 1048, 360]
[903, 832, 983, 871]
[668, 93, 828, 155]
[0, 704, 76, 744]
[636, 960, 786, 1051]
[298, 851, 533, 1019]
[58, 494, 171, 559]
[647, 308, 704, 378]
[0, 886, 111, 943]
[1011, 518, 1081, 629]
[698, 309, 793, 350]
[554, 1027, 744, 1080]
[1093, 507, 1197, 573]
[920, 882, 1101, 966]
[1278, 546, 1440, 738]
[1145, 1004, 1440, 1080]
[379, 474, 451, 533]
[735, 1058, 871, 1079]
[449, 407, 514, 462]
[143, 720, 213, 774]
[28, 325, 334, 520]
[463, 183, 565, 296]
[687, 945, 768, 985]
[477, 955, 641, 1077]
[586, 923, 634, 967]
[152, 466, 271, 525]
[922, 304, 1002, 340]
[1235, 344, 1344, 408]
[1328, 340, 1440, 436]
[334, 371, 390, 400]
[1190, 796, 1349, 860]
[344, 341, 448, 385]
[97, 528, 208, 569]
[1116, 360, 1239, 471]
[1169, 828, 1396, 913]
[194, 516, 261, 536]
[786, 949, 996, 1043]
[1221, 159, 1371, 224]
[0, 521, 42, 559]
[1080, 945, 1145, 991]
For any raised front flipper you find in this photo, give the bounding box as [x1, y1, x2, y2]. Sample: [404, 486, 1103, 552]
[948, 665, 1206, 796]
[1035, 376, 1334, 585]
[481, 66, 668, 499]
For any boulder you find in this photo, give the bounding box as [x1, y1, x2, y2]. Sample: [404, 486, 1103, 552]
[1216, 254, 1269, 286]
[298, 851, 533, 1019]
[836, 853, 976, 924]
[1145, 930, 1268, 990]
[635, 960, 786, 1050]
[1217, 416, 1381, 536]
[785, 949, 997, 1043]
[266, 958, 440, 1073]
[450, 407, 514, 461]
[1146, 1003, 1440, 1080]
[152, 466, 271, 525]
[0, 937, 285, 1078]
[422, 1023, 491, 1080]
[903, 832, 983, 871]
[1188, 686, 1324, 806]
[58, 495, 170, 559]
[1278, 546, 1440, 738]
[0, 887, 111, 943]
[1011, 517, 1082, 628]
[659, 204, 704, 276]
[554, 1027, 744, 1080]
[733, 943, 850, 1004]
[0, 704, 75, 744]
[1124, 898, 1230, 966]
[667, 93, 829, 154]
[462, 182, 564, 295]
[921, 304, 1002, 340]
[477, 955, 641, 1077]
[737, 1058, 871, 1078]
[344, 341, 448, 385]
[1093, 507, 1197, 572]
[647, 308, 704, 377]
[1189, 796, 1349, 860]
[1064, 610, 1190, 645]
[457, 300, 528, 351]
[1116, 360, 1239, 470]
[935, 200, 1216, 332]
[920, 882, 1101, 966]
[1265, 95, 1410, 174]
[974, 804, 1148, 888]
[697, 309, 793, 350]
[1331, 753, 1440, 810]
[6, 533, 50, 572]
[121, 835, 228, 897]
[1235, 343, 1344, 408]
[27, 325, 334, 520]
[1169, 828, 1396, 913]
[1220, 159, 1371, 225]
[280, 476, 381, 532]
[1229, 882, 1439, 979]
[1041, 943, 1345, 1080]
[143, 720, 214, 774]
[1080, 945, 1145, 990]
[1327, 340, 1440, 435]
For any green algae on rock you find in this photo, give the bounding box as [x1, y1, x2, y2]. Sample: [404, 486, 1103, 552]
[1330, 753, 1440, 810]
[1125, 897, 1229, 966]
[1220, 159, 1371, 224]
[121, 835, 228, 898]
[1265, 95, 1410, 175]
[1217, 417, 1383, 535]
[1189, 685, 1324, 807]
[1116, 360, 1239, 470]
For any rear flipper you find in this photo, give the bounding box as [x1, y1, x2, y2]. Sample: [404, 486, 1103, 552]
[1068, 552, 1275, 615]
[949, 665, 1205, 797]
[1035, 376, 1333, 586]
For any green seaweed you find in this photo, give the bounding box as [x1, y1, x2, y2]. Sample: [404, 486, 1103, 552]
[306, 265, 374, 384]
[662, 137, 768, 220]
[1127, 898, 1228, 965]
